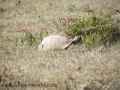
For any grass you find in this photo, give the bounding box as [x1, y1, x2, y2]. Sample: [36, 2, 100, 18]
[0, 0, 120, 90]
[61, 12, 119, 45]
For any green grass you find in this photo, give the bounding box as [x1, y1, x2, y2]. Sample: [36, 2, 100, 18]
[0, 0, 120, 90]
[61, 12, 119, 45]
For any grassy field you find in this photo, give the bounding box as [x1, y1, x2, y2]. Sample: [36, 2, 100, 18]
[0, 0, 120, 90]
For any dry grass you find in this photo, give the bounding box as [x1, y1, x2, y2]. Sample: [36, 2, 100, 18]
[0, 0, 120, 90]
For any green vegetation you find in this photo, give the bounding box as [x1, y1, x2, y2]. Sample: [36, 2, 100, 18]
[61, 13, 119, 45]
[19, 31, 47, 46]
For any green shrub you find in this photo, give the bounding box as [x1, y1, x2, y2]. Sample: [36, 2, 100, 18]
[60, 12, 119, 45]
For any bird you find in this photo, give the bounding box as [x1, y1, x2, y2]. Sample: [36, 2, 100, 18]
[38, 31, 80, 51]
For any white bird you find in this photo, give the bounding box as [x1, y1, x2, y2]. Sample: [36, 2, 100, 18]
[38, 31, 80, 51]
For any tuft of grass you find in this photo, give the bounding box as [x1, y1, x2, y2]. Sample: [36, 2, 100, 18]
[20, 32, 36, 45]
[18, 30, 48, 46]
[60, 12, 119, 45]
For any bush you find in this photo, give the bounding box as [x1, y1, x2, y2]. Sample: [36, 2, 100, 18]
[60, 12, 119, 45]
